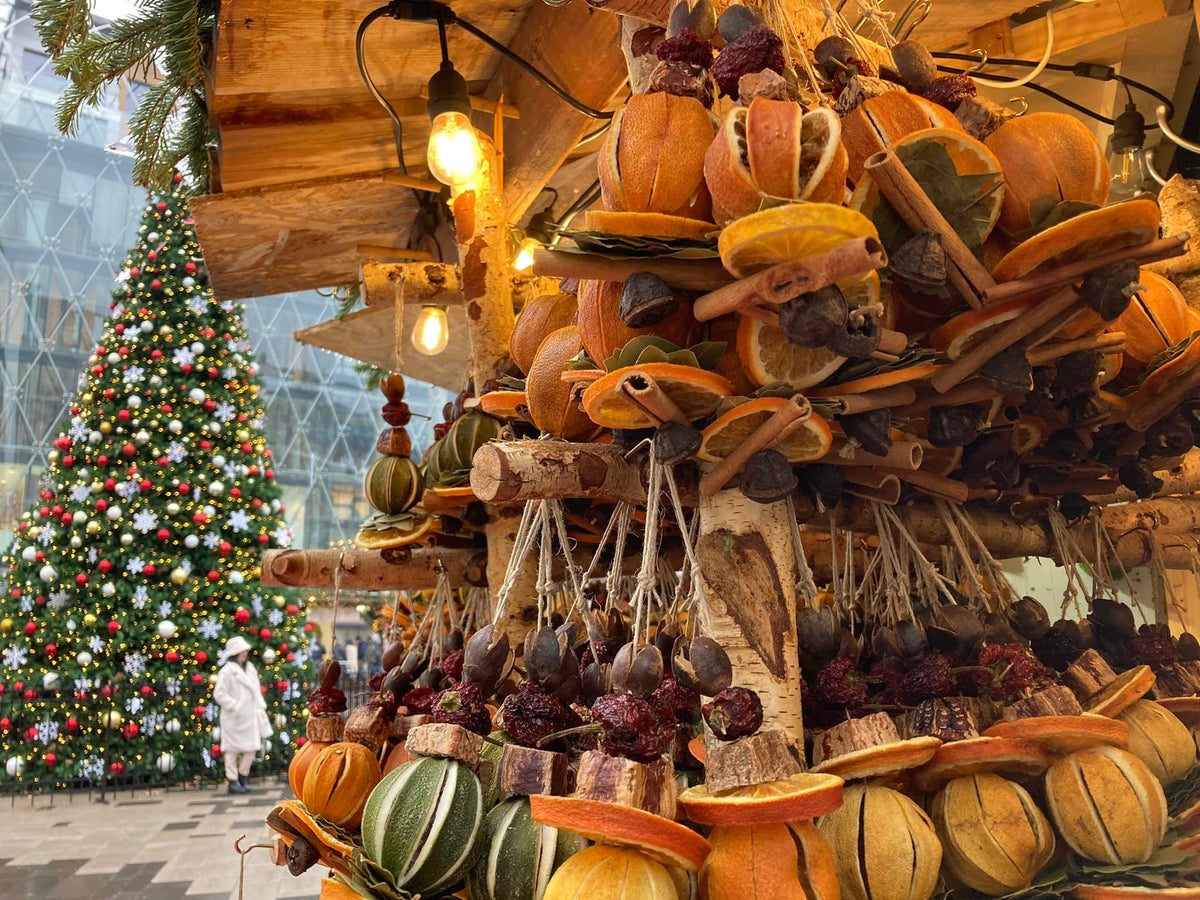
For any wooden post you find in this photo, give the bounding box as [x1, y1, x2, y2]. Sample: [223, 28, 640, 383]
[696, 489, 805, 752]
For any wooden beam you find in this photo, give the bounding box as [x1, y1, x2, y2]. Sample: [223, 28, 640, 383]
[261, 548, 486, 590]
[484, 0, 629, 220]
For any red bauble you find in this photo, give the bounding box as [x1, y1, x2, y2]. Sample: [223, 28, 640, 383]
[160, 403, 172, 413]
[117, 409, 130, 422]
[234, 608, 250, 624]
[212, 744, 222, 757]
[139, 479, 152, 491]
[230, 488, 241, 499]
[151, 349, 162, 359]
[303, 623, 314, 632]
[286, 653, 296, 661]
[25, 727, 37, 739]
[95, 500, 107, 512]
[157, 457, 169, 468]
[23, 622, 35, 635]
[156, 528, 170, 541]
[275, 680, 287, 691]
[99, 686, 111, 697]
[110, 761, 124, 774]
[66, 718, 77, 731]
[151, 279, 162, 291]
[180, 364, 192, 374]
[122, 444, 136, 457]
[102, 388, 114, 400]
[97, 456, 109, 468]
[251, 498, 263, 509]
[218, 541, 231, 556]
[185, 262, 196, 273]
[178, 483, 190, 494]
[60, 513, 71, 525]
[285, 605, 299, 615]
[258, 533, 269, 545]
[143, 564, 156, 576]
[44, 644, 56, 657]
[123, 723, 139, 738]
[206, 570, 219, 583]
[92, 365, 104, 376]
[98, 560, 111, 574]
[199, 440, 212, 450]
[13, 682, 23, 691]
[147, 251, 158, 260]
[0, 719, 10, 730]
[155, 201, 167, 211]
[191, 673, 204, 683]
[265, 469, 275, 479]
[181, 600, 193, 610]
[107, 620, 120, 634]
[195, 651, 207, 664]
[165, 651, 178, 663]
[259, 629, 271, 641]
[240, 443, 253, 455]
[192, 512, 206, 525]
[75, 574, 88, 586]
[193, 705, 205, 717]
[295, 736, 307, 747]
[23, 691, 34, 701]
[45, 753, 56, 766]
[140, 685, 152, 696]
[61, 455, 74, 467]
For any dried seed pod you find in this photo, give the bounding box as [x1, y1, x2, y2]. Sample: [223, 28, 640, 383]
[796, 606, 842, 666]
[717, 2, 762, 42]
[416, 667, 444, 690]
[1089, 596, 1136, 638]
[928, 605, 985, 657]
[319, 657, 342, 689]
[928, 402, 989, 448]
[827, 309, 882, 357]
[1178, 632, 1200, 662]
[978, 343, 1032, 394]
[379, 665, 410, 706]
[653, 421, 702, 464]
[588, 608, 632, 659]
[619, 272, 681, 327]
[739, 448, 798, 503]
[462, 624, 513, 695]
[668, 0, 717, 40]
[1007, 596, 1050, 641]
[891, 40, 937, 93]
[524, 625, 571, 691]
[797, 462, 844, 508]
[983, 611, 1022, 647]
[1119, 460, 1163, 499]
[1079, 261, 1141, 320]
[380, 640, 405, 672]
[612, 642, 665, 698]
[890, 230, 947, 289]
[1052, 350, 1102, 399]
[813, 35, 856, 78]
[779, 285, 847, 349]
[442, 628, 464, 656]
[840, 408, 892, 457]
[653, 620, 681, 660]
[1141, 416, 1194, 458]
[673, 635, 733, 696]
[581, 660, 612, 705]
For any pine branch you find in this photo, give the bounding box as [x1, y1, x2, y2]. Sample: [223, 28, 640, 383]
[166, 90, 214, 194]
[160, 0, 204, 88]
[129, 81, 188, 189]
[31, 0, 92, 56]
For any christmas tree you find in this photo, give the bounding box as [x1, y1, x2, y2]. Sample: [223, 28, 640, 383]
[0, 174, 310, 787]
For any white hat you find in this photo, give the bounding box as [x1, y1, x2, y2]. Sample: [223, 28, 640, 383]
[223, 635, 252, 659]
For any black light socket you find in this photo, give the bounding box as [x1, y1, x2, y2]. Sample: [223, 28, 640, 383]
[426, 59, 471, 121]
[1111, 101, 1146, 155]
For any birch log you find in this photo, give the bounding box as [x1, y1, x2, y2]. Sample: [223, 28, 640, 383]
[696, 489, 805, 751]
[1147, 175, 1200, 303]
[261, 548, 485, 590]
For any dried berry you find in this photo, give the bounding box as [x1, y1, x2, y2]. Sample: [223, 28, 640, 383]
[306, 686, 347, 716]
[797, 462, 844, 508]
[1130, 623, 1177, 670]
[703, 686, 764, 740]
[441, 648, 465, 683]
[401, 685, 438, 714]
[977, 642, 1054, 697]
[922, 74, 977, 112]
[591, 692, 676, 762]
[286, 837, 320, 876]
[814, 657, 869, 709]
[902, 652, 957, 700]
[432, 681, 492, 736]
[712, 26, 785, 98]
[500, 683, 581, 748]
[650, 673, 702, 720]
[1031, 619, 1088, 671]
[655, 28, 714, 70]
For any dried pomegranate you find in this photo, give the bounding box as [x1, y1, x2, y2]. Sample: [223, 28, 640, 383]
[656, 28, 714, 69]
[815, 657, 869, 709]
[922, 74, 977, 112]
[400, 686, 437, 714]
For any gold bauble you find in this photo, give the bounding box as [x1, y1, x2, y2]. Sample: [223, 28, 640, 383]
[81, 393, 93, 403]
[170, 567, 188, 585]
[90, 481, 103, 493]
[274, 595, 286, 608]
[85, 521, 101, 535]
[83, 613, 97, 627]
[0, 619, 12, 633]
[101, 711, 123, 729]
[99, 422, 112, 435]
[236, 429, 250, 442]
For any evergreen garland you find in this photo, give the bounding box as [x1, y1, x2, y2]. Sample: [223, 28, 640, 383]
[34, 0, 217, 191]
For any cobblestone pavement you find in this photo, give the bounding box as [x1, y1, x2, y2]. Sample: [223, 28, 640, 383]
[0, 776, 324, 899]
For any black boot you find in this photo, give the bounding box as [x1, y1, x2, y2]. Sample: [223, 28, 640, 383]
[227, 779, 248, 795]
[238, 773, 251, 792]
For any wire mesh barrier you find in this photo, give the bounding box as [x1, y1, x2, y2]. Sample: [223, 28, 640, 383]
[0, 672, 381, 801]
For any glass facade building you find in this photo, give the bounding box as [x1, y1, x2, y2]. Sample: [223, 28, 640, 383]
[0, 0, 451, 560]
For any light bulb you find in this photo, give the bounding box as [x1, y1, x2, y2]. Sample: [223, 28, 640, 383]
[513, 237, 538, 272]
[1109, 147, 1156, 202]
[427, 112, 483, 187]
[411, 305, 449, 356]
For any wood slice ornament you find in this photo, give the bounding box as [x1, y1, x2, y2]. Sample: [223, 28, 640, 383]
[810, 711, 941, 780]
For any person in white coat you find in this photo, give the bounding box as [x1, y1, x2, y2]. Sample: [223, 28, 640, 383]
[213, 635, 272, 794]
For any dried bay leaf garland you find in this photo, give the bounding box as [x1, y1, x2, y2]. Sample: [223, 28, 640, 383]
[600, 335, 727, 373]
[551, 229, 720, 259]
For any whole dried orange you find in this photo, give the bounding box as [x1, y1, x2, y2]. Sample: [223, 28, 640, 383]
[840, 90, 963, 185]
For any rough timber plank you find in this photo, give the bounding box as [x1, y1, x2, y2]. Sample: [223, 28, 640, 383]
[293, 304, 471, 391]
[486, 0, 629, 219]
[190, 171, 417, 300]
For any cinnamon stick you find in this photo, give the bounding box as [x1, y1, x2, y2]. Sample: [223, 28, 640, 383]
[930, 287, 1080, 394]
[843, 478, 902, 504]
[863, 150, 996, 308]
[984, 234, 1191, 304]
[1027, 332, 1125, 366]
[877, 328, 908, 355]
[699, 396, 812, 497]
[809, 383, 918, 413]
[885, 468, 970, 503]
[692, 236, 888, 322]
[618, 371, 689, 426]
[899, 380, 1000, 416]
[531, 249, 733, 291]
[829, 438, 923, 470]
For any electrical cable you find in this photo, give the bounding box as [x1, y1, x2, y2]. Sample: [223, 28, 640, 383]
[935, 64, 1118, 125]
[966, 10, 1054, 89]
[356, 7, 410, 174]
[553, 178, 601, 239]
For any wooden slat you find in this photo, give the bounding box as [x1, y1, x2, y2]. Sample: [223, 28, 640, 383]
[191, 170, 418, 299]
[293, 304, 471, 391]
[485, 0, 629, 219]
[897, 0, 1042, 51]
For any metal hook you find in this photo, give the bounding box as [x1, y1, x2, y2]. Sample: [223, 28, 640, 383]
[234, 835, 276, 900]
[967, 49, 989, 74]
[1008, 97, 1029, 116]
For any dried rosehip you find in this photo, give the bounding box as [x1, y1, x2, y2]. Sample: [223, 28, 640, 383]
[591, 692, 676, 762]
[702, 686, 763, 740]
[814, 657, 868, 709]
[431, 681, 492, 736]
[1130, 623, 1178, 670]
[306, 686, 347, 716]
[902, 652, 956, 700]
[922, 74, 977, 112]
[500, 683, 581, 748]
[441, 648, 465, 683]
[712, 26, 785, 98]
[656, 28, 714, 70]
[650, 673, 701, 720]
[400, 686, 437, 714]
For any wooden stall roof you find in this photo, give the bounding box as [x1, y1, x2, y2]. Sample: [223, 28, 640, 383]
[293, 302, 471, 392]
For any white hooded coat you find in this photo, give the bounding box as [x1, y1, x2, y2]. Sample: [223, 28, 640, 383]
[213, 659, 272, 753]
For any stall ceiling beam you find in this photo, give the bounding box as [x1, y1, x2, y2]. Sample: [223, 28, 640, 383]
[261, 548, 487, 591]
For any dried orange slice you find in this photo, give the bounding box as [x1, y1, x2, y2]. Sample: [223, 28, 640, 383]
[813, 360, 943, 396]
[983, 713, 1129, 754]
[529, 795, 711, 872]
[811, 735, 942, 780]
[912, 736, 1054, 793]
[353, 514, 436, 550]
[477, 390, 531, 422]
[990, 199, 1161, 288]
[929, 296, 1038, 360]
[1155, 696, 1200, 727]
[698, 397, 833, 463]
[850, 127, 1005, 244]
[735, 316, 845, 390]
[580, 363, 732, 429]
[718, 203, 878, 279]
[1083, 665, 1156, 718]
[678, 772, 844, 826]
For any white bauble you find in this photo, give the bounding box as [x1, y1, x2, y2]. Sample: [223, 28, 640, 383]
[212, 727, 221, 741]
[157, 620, 176, 639]
[106, 353, 120, 364]
[168, 420, 182, 434]
[157, 752, 176, 774]
[42, 672, 60, 690]
[249, 362, 260, 375]
[106, 506, 122, 520]
[134, 430, 149, 445]
[274, 713, 287, 728]
[101, 583, 116, 598]
[120, 533, 134, 545]
[76, 651, 92, 665]
[262, 648, 276, 664]
[165, 718, 181, 734]
[270, 500, 282, 512]
[69, 536, 83, 548]
[188, 388, 205, 403]
[72, 511, 87, 525]
[88, 431, 101, 443]
[212, 455, 227, 468]
[182, 277, 195, 288]
[148, 231, 159, 241]
[207, 481, 224, 497]
[21, 547, 36, 562]
[166, 502, 180, 516]
[184, 535, 199, 549]
[39, 565, 56, 582]
[209, 422, 221, 434]
[65, 619, 76, 632]
[140, 320, 153, 333]
[5, 757, 24, 778]
[191, 342, 205, 354]
[127, 395, 142, 409]
[229, 571, 245, 585]
[202, 505, 216, 517]
[149, 375, 162, 387]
